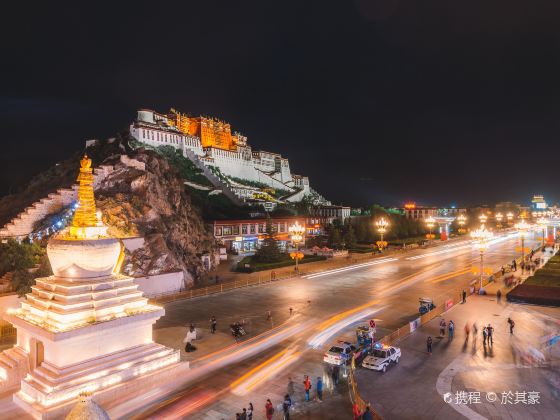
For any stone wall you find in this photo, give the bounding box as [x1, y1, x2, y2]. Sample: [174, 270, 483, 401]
[133, 271, 186, 297]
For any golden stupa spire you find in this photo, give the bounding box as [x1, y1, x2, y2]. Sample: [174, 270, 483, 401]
[73, 155, 98, 228]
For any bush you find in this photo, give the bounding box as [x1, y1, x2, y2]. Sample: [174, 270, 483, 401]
[236, 255, 327, 273]
[155, 146, 212, 186]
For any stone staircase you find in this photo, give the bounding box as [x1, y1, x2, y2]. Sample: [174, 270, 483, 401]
[182, 148, 244, 205]
[0, 346, 29, 393]
[0, 165, 114, 239]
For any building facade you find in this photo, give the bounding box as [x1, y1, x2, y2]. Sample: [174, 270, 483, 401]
[310, 205, 351, 223]
[130, 108, 328, 204]
[402, 204, 466, 220]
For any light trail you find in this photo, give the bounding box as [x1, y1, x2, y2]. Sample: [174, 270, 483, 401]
[308, 306, 385, 348]
[303, 257, 397, 279]
[406, 244, 473, 260]
[231, 348, 301, 395]
[426, 267, 471, 284]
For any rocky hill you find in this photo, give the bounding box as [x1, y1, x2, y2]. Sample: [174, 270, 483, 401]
[0, 136, 218, 287]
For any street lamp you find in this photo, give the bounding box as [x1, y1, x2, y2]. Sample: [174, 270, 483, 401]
[425, 216, 436, 241]
[456, 214, 467, 234]
[495, 212, 503, 228]
[471, 226, 494, 291]
[506, 212, 514, 224]
[514, 219, 531, 265]
[289, 221, 305, 271]
[375, 217, 389, 251]
[537, 217, 547, 248]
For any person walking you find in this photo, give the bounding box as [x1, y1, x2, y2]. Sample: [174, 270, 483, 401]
[332, 365, 340, 386]
[501, 266, 505, 276]
[352, 402, 362, 420]
[240, 408, 247, 420]
[464, 323, 470, 341]
[362, 405, 374, 420]
[266, 310, 272, 321]
[482, 326, 487, 345]
[289, 307, 293, 317]
[512, 259, 517, 271]
[439, 319, 446, 337]
[210, 316, 217, 334]
[316, 376, 323, 401]
[496, 289, 502, 304]
[462, 290, 467, 304]
[247, 403, 253, 420]
[448, 320, 455, 339]
[303, 375, 312, 401]
[507, 317, 515, 334]
[282, 394, 292, 420]
[265, 399, 274, 420]
[487, 324, 494, 345]
[426, 336, 433, 354]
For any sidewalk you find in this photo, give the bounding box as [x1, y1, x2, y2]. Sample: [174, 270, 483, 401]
[355, 294, 560, 419]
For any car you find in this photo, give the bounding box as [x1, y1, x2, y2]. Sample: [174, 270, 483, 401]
[323, 341, 356, 366]
[361, 345, 401, 372]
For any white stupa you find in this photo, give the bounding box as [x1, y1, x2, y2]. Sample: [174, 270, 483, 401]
[1, 155, 180, 418]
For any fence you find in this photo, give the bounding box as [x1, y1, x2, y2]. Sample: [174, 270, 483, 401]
[0, 324, 16, 345]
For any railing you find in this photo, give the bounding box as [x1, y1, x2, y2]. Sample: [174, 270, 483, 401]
[0, 324, 16, 344]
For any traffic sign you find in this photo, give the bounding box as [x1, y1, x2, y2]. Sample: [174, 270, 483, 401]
[369, 319, 376, 329]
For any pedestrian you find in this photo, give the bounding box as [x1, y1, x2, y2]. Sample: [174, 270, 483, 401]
[507, 317, 515, 334]
[241, 408, 247, 420]
[289, 307, 293, 317]
[247, 403, 253, 420]
[448, 320, 454, 339]
[501, 266, 505, 276]
[462, 289, 467, 304]
[352, 402, 362, 420]
[265, 399, 274, 420]
[183, 324, 197, 352]
[210, 315, 217, 334]
[287, 377, 295, 396]
[266, 310, 272, 321]
[512, 259, 517, 271]
[332, 364, 340, 386]
[316, 376, 323, 401]
[464, 323, 470, 341]
[487, 324, 494, 345]
[472, 322, 478, 336]
[427, 336, 433, 354]
[282, 394, 292, 420]
[303, 375, 312, 401]
[521, 261, 525, 272]
[236, 413, 242, 420]
[496, 289, 502, 303]
[482, 326, 487, 345]
[362, 405, 374, 420]
[439, 319, 446, 337]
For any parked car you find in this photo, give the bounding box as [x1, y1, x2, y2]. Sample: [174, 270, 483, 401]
[362, 345, 401, 372]
[323, 341, 356, 366]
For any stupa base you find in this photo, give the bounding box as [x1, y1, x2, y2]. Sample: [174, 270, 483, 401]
[13, 343, 183, 419]
[13, 352, 189, 420]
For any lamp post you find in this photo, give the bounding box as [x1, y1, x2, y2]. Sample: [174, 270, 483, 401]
[425, 216, 436, 241]
[457, 214, 467, 234]
[514, 219, 531, 265]
[537, 217, 547, 248]
[506, 212, 514, 226]
[495, 212, 503, 229]
[375, 217, 389, 252]
[471, 226, 494, 291]
[289, 221, 305, 271]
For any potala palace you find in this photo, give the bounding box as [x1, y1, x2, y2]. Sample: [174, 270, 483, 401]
[129, 108, 329, 207]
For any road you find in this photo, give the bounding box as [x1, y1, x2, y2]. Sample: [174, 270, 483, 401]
[114, 231, 539, 419]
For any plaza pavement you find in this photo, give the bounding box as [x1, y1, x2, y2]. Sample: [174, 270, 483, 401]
[355, 294, 560, 420]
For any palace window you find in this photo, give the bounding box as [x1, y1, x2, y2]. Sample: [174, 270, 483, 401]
[233, 225, 240, 235]
[279, 223, 285, 233]
[259, 224, 265, 233]
[250, 225, 256, 234]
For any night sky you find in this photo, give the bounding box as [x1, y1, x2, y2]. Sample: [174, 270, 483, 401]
[2, 1, 560, 208]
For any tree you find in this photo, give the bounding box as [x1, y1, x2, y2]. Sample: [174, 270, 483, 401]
[254, 217, 283, 262]
[343, 223, 357, 249]
[11, 269, 34, 297]
[0, 239, 42, 277]
[328, 228, 343, 249]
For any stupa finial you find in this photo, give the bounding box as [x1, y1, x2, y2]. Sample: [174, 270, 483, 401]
[73, 154, 97, 228]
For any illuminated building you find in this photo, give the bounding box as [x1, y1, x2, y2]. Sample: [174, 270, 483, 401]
[130, 108, 328, 204]
[0, 157, 180, 418]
